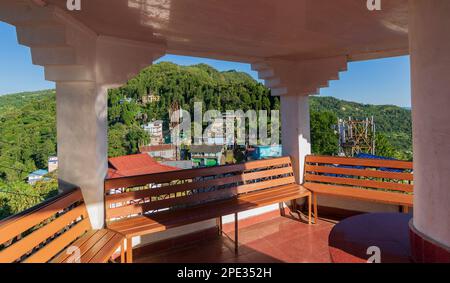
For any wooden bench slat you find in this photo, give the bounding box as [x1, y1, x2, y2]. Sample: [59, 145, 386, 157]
[107, 184, 303, 232]
[115, 189, 308, 237]
[305, 164, 414, 181]
[105, 156, 292, 190]
[106, 177, 298, 220]
[109, 185, 308, 237]
[51, 229, 98, 263]
[23, 218, 91, 263]
[305, 155, 413, 170]
[51, 229, 124, 263]
[235, 189, 309, 211]
[304, 173, 413, 193]
[106, 174, 244, 206]
[106, 166, 293, 208]
[80, 231, 117, 263]
[303, 155, 413, 226]
[241, 166, 293, 182]
[238, 176, 296, 194]
[303, 182, 413, 206]
[88, 233, 123, 263]
[0, 188, 83, 245]
[0, 186, 125, 263]
[53, 229, 110, 263]
[108, 185, 305, 231]
[107, 184, 301, 230]
[238, 185, 304, 202]
[0, 204, 88, 263]
[107, 187, 238, 219]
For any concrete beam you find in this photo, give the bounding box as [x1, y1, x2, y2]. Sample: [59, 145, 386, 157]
[252, 56, 347, 97]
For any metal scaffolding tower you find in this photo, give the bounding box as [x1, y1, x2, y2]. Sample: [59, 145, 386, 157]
[338, 117, 376, 157]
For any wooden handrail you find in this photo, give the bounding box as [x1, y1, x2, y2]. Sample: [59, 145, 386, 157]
[305, 155, 413, 170]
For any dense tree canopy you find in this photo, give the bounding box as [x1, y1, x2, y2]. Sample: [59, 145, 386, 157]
[375, 133, 397, 159]
[0, 171, 58, 219]
[107, 62, 280, 156]
[310, 111, 339, 155]
[0, 90, 57, 181]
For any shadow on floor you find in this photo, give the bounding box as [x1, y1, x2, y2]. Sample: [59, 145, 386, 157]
[134, 215, 335, 263]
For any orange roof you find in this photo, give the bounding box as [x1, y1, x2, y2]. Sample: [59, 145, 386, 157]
[107, 153, 178, 179]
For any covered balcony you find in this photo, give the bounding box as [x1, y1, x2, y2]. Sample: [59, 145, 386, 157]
[0, 0, 449, 263]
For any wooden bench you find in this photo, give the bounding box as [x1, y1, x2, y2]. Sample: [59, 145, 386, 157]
[302, 155, 414, 223]
[0, 188, 125, 263]
[104, 156, 312, 263]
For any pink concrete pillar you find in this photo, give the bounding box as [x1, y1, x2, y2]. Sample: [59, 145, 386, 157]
[280, 95, 311, 183]
[409, 0, 450, 262]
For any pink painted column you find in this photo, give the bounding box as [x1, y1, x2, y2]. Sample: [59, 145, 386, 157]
[409, 0, 450, 262]
[280, 95, 311, 183]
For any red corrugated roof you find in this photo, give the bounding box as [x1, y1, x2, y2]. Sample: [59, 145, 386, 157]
[107, 153, 178, 179]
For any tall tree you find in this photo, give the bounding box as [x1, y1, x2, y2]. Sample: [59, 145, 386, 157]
[375, 133, 396, 158]
[310, 111, 339, 155]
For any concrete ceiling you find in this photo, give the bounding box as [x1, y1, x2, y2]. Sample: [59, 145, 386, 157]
[46, 0, 409, 62]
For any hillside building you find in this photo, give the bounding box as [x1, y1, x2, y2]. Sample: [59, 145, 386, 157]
[142, 120, 164, 145]
[139, 144, 177, 160]
[27, 169, 49, 185]
[48, 156, 58, 172]
[191, 145, 223, 167]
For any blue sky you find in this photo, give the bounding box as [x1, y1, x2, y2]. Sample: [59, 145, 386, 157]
[0, 21, 411, 107]
[0, 22, 55, 94]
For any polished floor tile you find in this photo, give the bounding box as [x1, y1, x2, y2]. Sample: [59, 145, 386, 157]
[135, 216, 334, 263]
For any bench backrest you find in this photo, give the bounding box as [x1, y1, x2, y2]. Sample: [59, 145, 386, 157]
[304, 155, 413, 193]
[0, 188, 91, 263]
[104, 156, 296, 222]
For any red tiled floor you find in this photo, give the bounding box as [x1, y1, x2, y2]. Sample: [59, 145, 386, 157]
[134, 215, 334, 263]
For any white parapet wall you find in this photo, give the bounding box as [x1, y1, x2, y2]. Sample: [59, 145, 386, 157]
[132, 219, 217, 249]
[222, 203, 282, 223]
[317, 196, 406, 214]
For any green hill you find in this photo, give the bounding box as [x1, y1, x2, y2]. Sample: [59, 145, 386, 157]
[0, 89, 55, 110]
[0, 90, 58, 219]
[0, 89, 57, 181]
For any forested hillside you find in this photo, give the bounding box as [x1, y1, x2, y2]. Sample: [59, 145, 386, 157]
[0, 89, 58, 219]
[0, 62, 412, 218]
[0, 89, 57, 181]
[107, 62, 279, 156]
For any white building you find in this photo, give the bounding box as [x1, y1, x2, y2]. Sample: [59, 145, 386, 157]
[27, 169, 49, 185]
[48, 156, 58, 172]
[142, 120, 164, 145]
